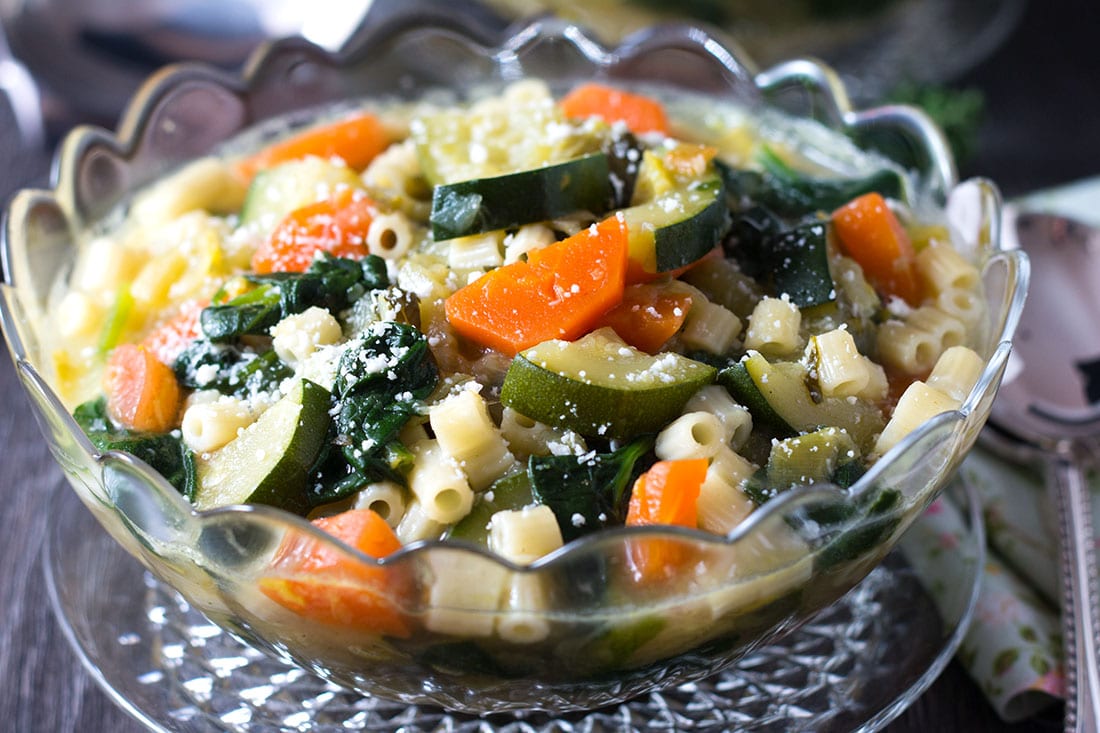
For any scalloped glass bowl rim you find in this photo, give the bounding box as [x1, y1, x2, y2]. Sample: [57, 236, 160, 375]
[2, 17, 1025, 584]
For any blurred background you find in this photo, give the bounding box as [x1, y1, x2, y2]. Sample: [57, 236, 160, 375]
[0, 2, 1097, 730]
[1, 0, 1098, 198]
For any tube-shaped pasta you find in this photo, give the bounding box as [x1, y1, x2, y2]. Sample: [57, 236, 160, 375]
[696, 447, 756, 535]
[72, 236, 138, 295]
[504, 224, 555, 264]
[496, 574, 551, 644]
[366, 211, 416, 260]
[655, 411, 726, 461]
[812, 328, 867, 398]
[499, 407, 589, 458]
[361, 139, 422, 197]
[926, 345, 984, 403]
[448, 231, 504, 271]
[743, 296, 802, 357]
[936, 286, 987, 331]
[130, 156, 247, 227]
[181, 397, 255, 453]
[352, 481, 408, 528]
[859, 360, 890, 402]
[873, 381, 961, 455]
[270, 306, 343, 365]
[876, 320, 940, 375]
[429, 388, 516, 490]
[130, 251, 187, 308]
[682, 385, 752, 449]
[680, 300, 742, 355]
[489, 505, 564, 564]
[55, 291, 104, 340]
[705, 522, 813, 620]
[915, 240, 980, 295]
[423, 549, 510, 637]
[406, 440, 475, 524]
[395, 497, 446, 544]
[908, 306, 967, 351]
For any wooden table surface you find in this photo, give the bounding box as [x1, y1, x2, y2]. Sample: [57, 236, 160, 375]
[1, 1, 1097, 730]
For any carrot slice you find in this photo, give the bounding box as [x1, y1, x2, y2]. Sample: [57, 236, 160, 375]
[251, 188, 375, 274]
[234, 112, 391, 183]
[625, 458, 708, 583]
[141, 298, 207, 366]
[832, 192, 921, 305]
[560, 83, 669, 136]
[103, 343, 183, 433]
[444, 215, 630, 355]
[260, 509, 412, 636]
[596, 281, 694, 353]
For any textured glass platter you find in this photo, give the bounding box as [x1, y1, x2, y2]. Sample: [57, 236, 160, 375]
[43, 479, 983, 733]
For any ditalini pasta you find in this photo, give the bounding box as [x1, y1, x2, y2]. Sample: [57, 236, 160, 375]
[52, 79, 994, 648]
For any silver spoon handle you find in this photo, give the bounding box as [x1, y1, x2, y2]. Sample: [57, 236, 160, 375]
[1052, 456, 1100, 733]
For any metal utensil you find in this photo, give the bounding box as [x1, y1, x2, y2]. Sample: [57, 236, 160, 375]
[989, 210, 1100, 733]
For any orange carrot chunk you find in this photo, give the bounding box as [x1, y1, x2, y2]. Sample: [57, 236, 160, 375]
[251, 189, 375, 274]
[259, 509, 412, 636]
[625, 458, 708, 582]
[832, 192, 921, 305]
[103, 343, 183, 433]
[596, 281, 694, 353]
[444, 215, 630, 355]
[560, 83, 669, 136]
[234, 112, 391, 183]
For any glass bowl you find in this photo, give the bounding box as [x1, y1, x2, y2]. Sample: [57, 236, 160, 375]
[0, 12, 1027, 715]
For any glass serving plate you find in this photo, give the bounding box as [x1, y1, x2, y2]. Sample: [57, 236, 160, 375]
[1, 11, 1027, 715]
[43, 475, 985, 732]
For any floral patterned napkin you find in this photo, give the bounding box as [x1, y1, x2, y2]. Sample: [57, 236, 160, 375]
[899, 178, 1100, 721]
[901, 447, 1071, 722]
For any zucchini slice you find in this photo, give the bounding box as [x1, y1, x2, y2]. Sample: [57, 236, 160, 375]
[501, 328, 716, 441]
[429, 153, 612, 240]
[718, 351, 885, 452]
[769, 222, 834, 308]
[194, 379, 332, 513]
[240, 158, 362, 233]
[620, 153, 729, 276]
[764, 426, 860, 490]
[445, 471, 534, 547]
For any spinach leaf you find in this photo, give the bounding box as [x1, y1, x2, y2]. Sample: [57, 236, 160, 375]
[200, 254, 389, 342]
[73, 397, 198, 500]
[174, 342, 292, 397]
[308, 321, 438, 506]
[528, 436, 655, 542]
[718, 151, 905, 220]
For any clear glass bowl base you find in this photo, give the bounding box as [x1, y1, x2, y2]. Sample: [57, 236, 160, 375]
[43, 480, 982, 733]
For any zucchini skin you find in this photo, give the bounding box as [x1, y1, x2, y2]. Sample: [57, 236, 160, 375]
[654, 186, 731, 272]
[429, 153, 612, 240]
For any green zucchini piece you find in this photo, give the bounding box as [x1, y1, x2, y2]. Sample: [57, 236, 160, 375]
[718, 153, 906, 219]
[194, 379, 332, 513]
[429, 153, 612, 240]
[814, 488, 902, 571]
[718, 352, 885, 452]
[621, 161, 729, 275]
[769, 222, 835, 308]
[501, 328, 716, 441]
[239, 157, 362, 233]
[445, 471, 534, 546]
[764, 426, 860, 490]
